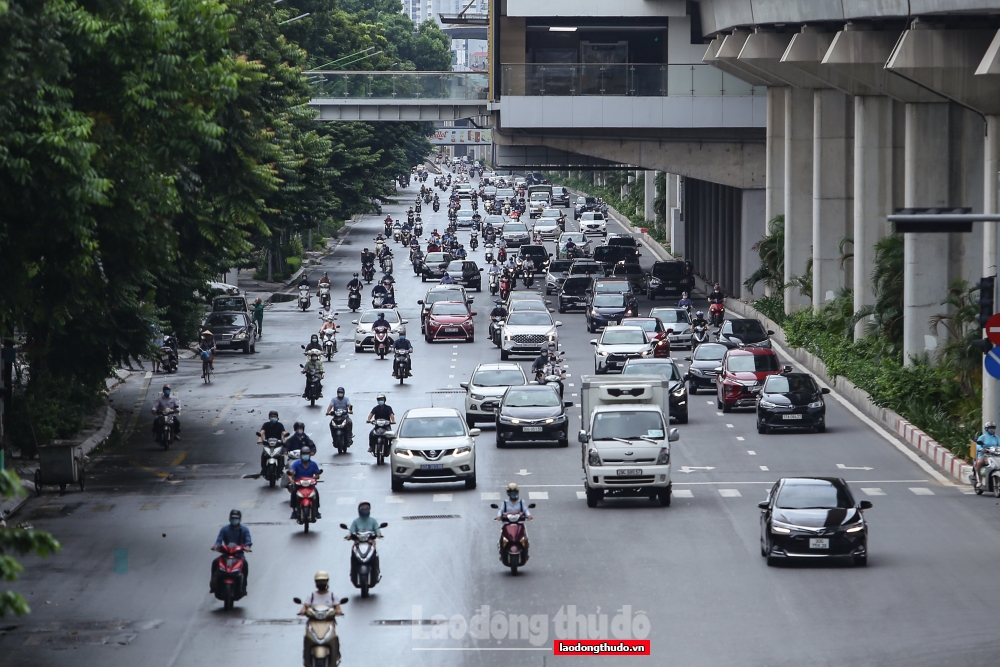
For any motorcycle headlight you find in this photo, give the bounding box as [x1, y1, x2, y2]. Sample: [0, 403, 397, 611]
[453, 446, 472, 457]
[587, 449, 602, 466]
[808, 400, 824, 409]
[656, 447, 670, 465]
[395, 449, 413, 459]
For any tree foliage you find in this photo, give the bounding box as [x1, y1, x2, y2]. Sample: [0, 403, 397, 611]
[1, 470, 61, 617]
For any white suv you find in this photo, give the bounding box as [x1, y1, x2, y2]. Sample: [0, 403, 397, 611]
[353, 308, 407, 352]
[390, 407, 480, 491]
[461, 363, 527, 426]
[580, 212, 608, 236]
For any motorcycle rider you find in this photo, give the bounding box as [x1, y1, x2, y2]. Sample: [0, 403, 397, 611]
[302, 349, 325, 399]
[489, 298, 508, 320]
[392, 333, 413, 378]
[691, 310, 709, 329]
[326, 387, 354, 446]
[361, 248, 376, 269]
[257, 410, 288, 474]
[530, 343, 558, 378]
[440, 272, 455, 285]
[287, 445, 321, 519]
[151, 384, 181, 440]
[678, 292, 693, 311]
[563, 237, 578, 258]
[348, 501, 383, 578]
[305, 333, 322, 353]
[495, 483, 532, 521]
[298, 275, 310, 290]
[523, 256, 536, 282]
[298, 571, 343, 665]
[286, 421, 316, 457]
[454, 244, 467, 260]
[319, 315, 338, 344]
[199, 330, 217, 375]
[708, 283, 725, 303]
[346, 272, 363, 293]
[371, 280, 390, 305]
[366, 393, 396, 454]
[372, 311, 390, 334]
[316, 272, 331, 298]
[487, 260, 502, 281]
[211, 509, 251, 595]
[973, 422, 1000, 489]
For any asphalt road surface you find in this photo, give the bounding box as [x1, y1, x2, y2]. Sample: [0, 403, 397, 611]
[4, 167, 1000, 667]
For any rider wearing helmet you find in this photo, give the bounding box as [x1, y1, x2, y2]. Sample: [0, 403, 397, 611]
[256, 410, 288, 473]
[530, 341, 558, 376]
[707, 283, 725, 303]
[287, 444, 321, 518]
[326, 387, 354, 445]
[366, 394, 396, 453]
[677, 291, 693, 311]
[691, 310, 708, 328]
[348, 501, 383, 580]
[299, 571, 343, 663]
[151, 384, 181, 439]
[973, 422, 1000, 489]
[211, 509, 252, 594]
[495, 483, 532, 520]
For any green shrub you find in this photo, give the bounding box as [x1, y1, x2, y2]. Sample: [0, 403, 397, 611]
[288, 235, 305, 259]
[286, 256, 302, 273]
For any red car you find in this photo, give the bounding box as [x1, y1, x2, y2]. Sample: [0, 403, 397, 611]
[425, 301, 477, 343]
[716, 347, 781, 413]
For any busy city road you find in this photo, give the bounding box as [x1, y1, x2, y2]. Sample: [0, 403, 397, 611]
[4, 166, 1000, 667]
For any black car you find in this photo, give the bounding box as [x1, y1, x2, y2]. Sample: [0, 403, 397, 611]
[518, 245, 552, 271]
[421, 251, 453, 281]
[568, 260, 605, 278]
[621, 359, 688, 423]
[718, 318, 774, 348]
[593, 245, 640, 272]
[592, 278, 638, 314]
[558, 275, 593, 313]
[586, 293, 633, 332]
[212, 295, 249, 313]
[574, 196, 597, 220]
[202, 311, 257, 354]
[759, 477, 872, 567]
[551, 186, 570, 207]
[495, 385, 571, 447]
[646, 260, 692, 299]
[610, 262, 647, 294]
[444, 260, 483, 291]
[756, 371, 830, 434]
[683, 342, 727, 394]
[606, 234, 638, 248]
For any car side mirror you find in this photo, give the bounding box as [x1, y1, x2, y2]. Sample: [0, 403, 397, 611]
[479, 267, 484, 271]
[821, 387, 830, 394]
[470, 428, 482, 437]
[668, 428, 679, 443]
[767, 330, 775, 335]
[294, 597, 303, 604]
[757, 501, 769, 510]
[300, 345, 306, 349]
[590, 339, 598, 345]
[401, 319, 409, 324]
[528, 503, 537, 509]
[351, 320, 358, 325]
[684, 356, 692, 361]
[460, 382, 469, 389]
[490, 503, 499, 509]
[555, 321, 563, 327]
[578, 430, 590, 444]
[859, 500, 873, 510]
[379, 522, 389, 528]
[417, 300, 424, 305]
[714, 366, 723, 373]
[339, 523, 349, 530]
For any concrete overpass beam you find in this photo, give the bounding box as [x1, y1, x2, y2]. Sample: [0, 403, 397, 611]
[812, 89, 854, 311]
[644, 171, 657, 224]
[766, 87, 786, 227]
[984, 115, 1000, 424]
[784, 86, 814, 313]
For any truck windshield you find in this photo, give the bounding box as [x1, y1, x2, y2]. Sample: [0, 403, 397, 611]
[592, 411, 665, 441]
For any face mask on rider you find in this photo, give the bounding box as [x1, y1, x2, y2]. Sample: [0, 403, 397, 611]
[508, 492, 518, 501]
[378, 400, 386, 406]
[270, 417, 277, 423]
[230, 518, 240, 527]
[296, 429, 304, 436]
[359, 508, 370, 518]
[164, 390, 170, 397]
[301, 454, 311, 462]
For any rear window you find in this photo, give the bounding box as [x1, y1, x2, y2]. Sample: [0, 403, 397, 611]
[726, 354, 780, 373]
[213, 297, 247, 312]
[561, 278, 591, 294]
[548, 260, 573, 273]
[205, 313, 246, 327]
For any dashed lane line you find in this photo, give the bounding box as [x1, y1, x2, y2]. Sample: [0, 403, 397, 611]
[909, 487, 935, 496]
[718, 489, 742, 497]
[861, 488, 886, 496]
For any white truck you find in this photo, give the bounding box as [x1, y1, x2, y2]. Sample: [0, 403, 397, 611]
[578, 375, 677, 508]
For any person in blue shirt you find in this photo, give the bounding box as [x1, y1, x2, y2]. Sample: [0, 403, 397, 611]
[454, 245, 467, 260]
[326, 387, 354, 445]
[440, 273, 455, 285]
[287, 445, 322, 519]
[973, 421, 1000, 489]
[211, 509, 252, 594]
[677, 292, 693, 311]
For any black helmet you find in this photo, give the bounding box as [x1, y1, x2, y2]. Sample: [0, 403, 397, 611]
[268, 410, 279, 418]
[293, 421, 305, 432]
[229, 509, 242, 521]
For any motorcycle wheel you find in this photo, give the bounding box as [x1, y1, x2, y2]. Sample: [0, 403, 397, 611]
[510, 564, 519, 575]
[376, 450, 385, 466]
[399, 373, 404, 386]
[224, 588, 234, 611]
[269, 476, 275, 488]
[310, 397, 316, 407]
[361, 583, 369, 598]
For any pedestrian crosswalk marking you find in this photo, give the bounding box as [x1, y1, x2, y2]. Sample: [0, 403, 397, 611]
[672, 489, 693, 498]
[528, 491, 548, 500]
[433, 493, 453, 502]
[861, 488, 885, 496]
[909, 487, 934, 496]
[385, 495, 405, 504]
[718, 489, 742, 498]
[481, 492, 501, 500]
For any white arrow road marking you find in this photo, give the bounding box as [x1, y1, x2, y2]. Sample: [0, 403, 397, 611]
[837, 464, 873, 471]
[736, 437, 745, 441]
[213, 430, 224, 435]
[759, 466, 769, 471]
[679, 466, 715, 473]
[747, 450, 756, 455]
[515, 469, 532, 476]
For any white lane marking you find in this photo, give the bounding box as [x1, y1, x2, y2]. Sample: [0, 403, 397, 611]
[481, 492, 501, 500]
[571, 393, 578, 397]
[759, 466, 769, 471]
[576, 491, 587, 500]
[736, 437, 745, 441]
[433, 493, 453, 502]
[716, 412, 723, 416]
[718, 489, 742, 498]
[340, 365, 346, 369]
[837, 463, 873, 471]
[336, 497, 356, 505]
[385, 495, 405, 503]
[707, 401, 714, 405]
[861, 488, 885, 496]
[528, 491, 549, 500]
[453, 345, 458, 348]
[909, 487, 934, 496]
[450, 365, 455, 368]
[568, 383, 575, 387]
[515, 468, 531, 476]
[213, 430, 224, 435]
[673, 489, 694, 498]
[449, 375, 454, 378]
[747, 450, 756, 455]
[726, 423, 734, 428]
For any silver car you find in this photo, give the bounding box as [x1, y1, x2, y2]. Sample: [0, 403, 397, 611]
[591, 325, 653, 374]
[390, 407, 480, 491]
[532, 209, 562, 239]
[649, 307, 693, 349]
[500, 310, 562, 360]
[353, 308, 407, 352]
[461, 363, 527, 426]
[502, 221, 531, 247]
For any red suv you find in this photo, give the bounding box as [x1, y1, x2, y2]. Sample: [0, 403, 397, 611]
[716, 348, 781, 412]
[424, 301, 477, 343]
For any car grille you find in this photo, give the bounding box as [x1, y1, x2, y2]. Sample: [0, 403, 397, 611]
[607, 352, 641, 364]
[601, 458, 656, 464]
[221, 334, 234, 340]
[479, 400, 498, 412]
[604, 475, 656, 485]
[417, 449, 453, 461]
[512, 334, 547, 344]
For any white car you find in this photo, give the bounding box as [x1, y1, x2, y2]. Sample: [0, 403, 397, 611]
[502, 221, 531, 247]
[648, 307, 693, 349]
[580, 211, 608, 236]
[500, 310, 562, 359]
[591, 325, 653, 374]
[528, 193, 550, 218]
[390, 407, 480, 491]
[353, 308, 407, 352]
[461, 363, 527, 426]
[532, 209, 562, 238]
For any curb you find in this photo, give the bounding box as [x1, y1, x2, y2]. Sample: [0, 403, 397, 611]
[561, 185, 672, 263]
[725, 298, 972, 485]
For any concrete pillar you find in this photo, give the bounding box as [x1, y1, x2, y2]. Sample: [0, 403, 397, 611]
[766, 87, 786, 228]
[644, 170, 656, 224]
[984, 116, 1000, 425]
[741, 189, 767, 300]
[784, 86, 814, 313]
[813, 89, 854, 310]
[903, 102, 951, 364]
[853, 96, 898, 338]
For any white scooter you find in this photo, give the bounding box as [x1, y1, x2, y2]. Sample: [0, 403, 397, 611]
[297, 285, 311, 312]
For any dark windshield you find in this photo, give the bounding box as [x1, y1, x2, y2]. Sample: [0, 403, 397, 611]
[591, 411, 665, 441]
[775, 481, 854, 510]
[426, 290, 464, 304]
[652, 262, 686, 278]
[205, 314, 245, 327]
[561, 278, 591, 295]
[727, 354, 780, 373]
[594, 281, 630, 294]
[213, 297, 246, 311]
[505, 388, 560, 408]
[650, 309, 690, 324]
[727, 320, 767, 335]
[693, 343, 727, 361]
[623, 363, 681, 380]
[593, 294, 626, 307]
[548, 260, 573, 274]
[764, 376, 817, 393]
[570, 263, 603, 276]
[594, 247, 638, 264]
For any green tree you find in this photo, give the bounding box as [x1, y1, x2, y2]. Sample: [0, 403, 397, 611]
[743, 216, 785, 294]
[1, 470, 61, 617]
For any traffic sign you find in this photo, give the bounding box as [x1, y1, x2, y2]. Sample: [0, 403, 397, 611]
[987, 313, 1000, 345]
[985, 349, 1000, 379]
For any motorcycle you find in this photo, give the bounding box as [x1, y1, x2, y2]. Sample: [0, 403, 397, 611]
[488, 272, 500, 296]
[374, 238, 386, 256]
[499, 274, 512, 301]
[401, 229, 411, 246]
[370, 418, 392, 465]
[261, 437, 284, 487]
[212, 543, 249, 610]
[470, 232, 479, 251]
[330, 408, 352, 454]
[293, 476, 321, 532]
[382, 254, 394, 276]
[535, 356, 565, 398]
[154, 408, 177, 450]
[709, 299, 726, 327]
[522, 267, 534, 289]
[361, 262, 375, 284]
[292, 596, 348, 667]
[692, 323, 710, 347]
[348, 287, 361, 312]
[318, 285, 331, 310]
[300, 363, 324, 406]
[498, 246, 507, 263]
[392, 225, 402, 243]
[372, 325, 391, 360]
[298, 286, 312, 312]
[489, 503, 536, 575]
[971, 445, 1000, 495]
[392, 348, 412, 384]
[321, 329, 337, 361]
[340, 523, 389, 598]
[412, 254, 424, 276]
[414, 222, 423, 236]
[159, 336, 178, 373]
[484, 244, 495, 264]
[489, 316, 503, 346]
[433, 200, 440, 213]
[652, 329, 674, 358]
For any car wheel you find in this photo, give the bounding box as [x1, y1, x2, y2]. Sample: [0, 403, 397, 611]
[466, 414, 476, 428]
[717, 398, 723, 410]
[468, 333, 475, 343]
[355, 345, 362, 353]
[757, 423, 768, 435]
[391, 476, 404, 492]
[722, 403, 732, 413]
[586, 322, 593, 333]
[688, 383, 697, 395]
[585, 486, 603, 508]
[766, 555, 779, 567]
[658, 487, 671, 507]
[760, 533, 769, 557]
[465, 471, 477, 490]
[558, 306, 565, 314]
[242, 342, 250, 354]
[647, 291, 654, 301]
[250, 341, 256, 354]
[500, 349, 509, 360]
[853, 555, 868, 567]
[677, 412, 688, 425]
[496, 435, 506, 448]
[815, 424, 826, 434]
[421, 275, 427, 282]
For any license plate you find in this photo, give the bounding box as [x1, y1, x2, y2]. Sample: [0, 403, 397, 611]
[782, 413, 803, 420]
[445, 327, 459, 332]
[809, 538, 829, 549]
[523, 426, 543, 432]
[611, 361, 623, 367]
[420, 464, 444, 470]
[617, 469, 642, 476]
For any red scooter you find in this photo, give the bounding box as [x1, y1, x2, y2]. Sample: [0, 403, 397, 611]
[498, 246, 508, 263]
[652, 329, 674, 358]
[709, 299, 726, 327]
[490, 503, 536, 574]
[372, 325, 391, 360]
[499, 274, 512, 301]
[211, 543, 249, 610]
[293, 477, 321, 533]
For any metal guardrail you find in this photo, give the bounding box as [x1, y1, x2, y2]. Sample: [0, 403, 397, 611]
[500, 63, 764, 97]
[306, 71, 488, 100]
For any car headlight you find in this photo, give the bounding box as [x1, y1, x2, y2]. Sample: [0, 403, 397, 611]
[453, 446, 472, 456]
[671, 387, 686, 397]
[845, 523, 865, 533]
[505, 332, 513, 341]
[808, 400, 824, 409]
[656, 447, 670, 465]
[640, 349, 651, 357]
[234, 331, 247, 339]
[597, 350, 608, 357]
[498, 414, 514, 424]
[587, 449, 602, 466]
[759, 400, 778, 409]
[650, 278, 661, 285]
[771, 524, 792, 534]
[356, 328, 365, 334]
[471, 393, 486, 400]
[395, 449, 413, 459]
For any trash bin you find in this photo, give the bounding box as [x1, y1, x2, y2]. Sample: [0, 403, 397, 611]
[34, 440, 85, 494]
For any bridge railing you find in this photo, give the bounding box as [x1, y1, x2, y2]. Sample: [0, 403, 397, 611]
[500, 63, 764, 97]
[306, 71, 489, 100]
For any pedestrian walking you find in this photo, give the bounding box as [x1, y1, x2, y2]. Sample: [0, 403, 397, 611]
[253, 297, 264, 338]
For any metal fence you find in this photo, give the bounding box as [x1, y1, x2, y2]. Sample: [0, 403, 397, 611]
[306, 71, 489, 100]
[500, 64, 763, 97]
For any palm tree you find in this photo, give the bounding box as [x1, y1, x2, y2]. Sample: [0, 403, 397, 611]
[743, 216, 784, 294]
[851, 235, 904, 353]
[930, 280, 982, 397]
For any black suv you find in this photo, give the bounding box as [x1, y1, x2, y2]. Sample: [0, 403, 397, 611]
[646, 260, 692, 299]
[551, 186, 569, 207]
[610, 262, 647, 294]
[593, 245, 640, 272]
[717, 318, 774, 349]
[558, 275, 593, 313]
[518, 245, 552, 271]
